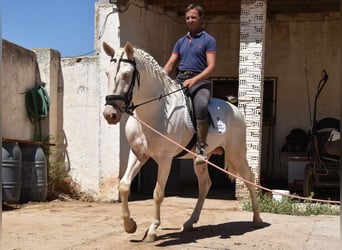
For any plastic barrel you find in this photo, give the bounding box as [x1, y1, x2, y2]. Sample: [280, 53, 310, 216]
[2, 142, 22, 203]
[20, 146, 48, 202]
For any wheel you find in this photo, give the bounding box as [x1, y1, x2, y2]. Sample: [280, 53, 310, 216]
[303, 163, 313, 197]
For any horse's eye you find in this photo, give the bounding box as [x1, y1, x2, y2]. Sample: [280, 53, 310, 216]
[122, 72, 130, 80]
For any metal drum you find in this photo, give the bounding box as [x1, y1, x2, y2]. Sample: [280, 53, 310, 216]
[2, 142, 22, 203]
[20, 146, 48, 202]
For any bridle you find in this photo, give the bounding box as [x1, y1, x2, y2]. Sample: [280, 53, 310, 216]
[105, 53, 186, 115]
[105, 55, 140, 115]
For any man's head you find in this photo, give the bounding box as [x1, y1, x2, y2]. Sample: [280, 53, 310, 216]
[185, 4, 204, 34]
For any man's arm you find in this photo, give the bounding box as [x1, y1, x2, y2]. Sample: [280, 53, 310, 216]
[163, 53, 179, 75]
[183, 52, 216, 88]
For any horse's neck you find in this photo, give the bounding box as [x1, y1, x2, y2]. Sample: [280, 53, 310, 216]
[134, 69, 185, 123]
[134, 70, 164, 102]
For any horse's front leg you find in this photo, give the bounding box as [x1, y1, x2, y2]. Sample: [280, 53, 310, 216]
[182, 161, 212, 232]
[119, 150, 148, 234]
[142, 157, 173, 242]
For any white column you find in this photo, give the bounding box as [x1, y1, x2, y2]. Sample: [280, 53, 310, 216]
[96, 1, 122, 201]
[237, 0, 267, 199]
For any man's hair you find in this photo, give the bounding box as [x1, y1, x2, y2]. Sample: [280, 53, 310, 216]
[185, 3, 204, 17]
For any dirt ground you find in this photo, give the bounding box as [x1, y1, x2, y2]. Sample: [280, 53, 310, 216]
[1, 196, 341, 250]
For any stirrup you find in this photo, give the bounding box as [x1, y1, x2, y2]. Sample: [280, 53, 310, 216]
[195, 148, 207, 165]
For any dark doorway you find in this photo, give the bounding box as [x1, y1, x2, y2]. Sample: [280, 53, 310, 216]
[211, 77, 277, 187]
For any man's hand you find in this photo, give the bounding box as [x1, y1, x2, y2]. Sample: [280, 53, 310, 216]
[183, 78, 196, 88]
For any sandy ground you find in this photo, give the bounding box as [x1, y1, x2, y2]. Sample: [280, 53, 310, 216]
[1, 196, 341, 250]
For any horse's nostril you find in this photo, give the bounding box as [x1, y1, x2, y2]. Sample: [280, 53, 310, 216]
[103, 103, 122, 125]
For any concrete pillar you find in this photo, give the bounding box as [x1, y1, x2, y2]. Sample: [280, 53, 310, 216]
[33, 49, 64, 164]
[237, 0, 267, 199]
[95, 0, 122, 201]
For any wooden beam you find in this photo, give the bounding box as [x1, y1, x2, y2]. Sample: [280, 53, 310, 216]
[2, 138, 56, 147]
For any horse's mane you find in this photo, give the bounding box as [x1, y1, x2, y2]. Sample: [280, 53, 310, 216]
[133, 48, 178, 91]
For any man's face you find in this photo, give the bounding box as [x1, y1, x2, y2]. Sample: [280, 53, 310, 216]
[185, 9, 202, 32]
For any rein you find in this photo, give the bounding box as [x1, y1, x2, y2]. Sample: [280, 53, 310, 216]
[129, 86, 187, 112]
[105, 56, 186, 115]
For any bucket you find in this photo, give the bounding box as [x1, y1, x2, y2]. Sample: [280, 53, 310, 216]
[2, 142, 22, 203]
[20, 146, 48, 202]
[272, 189, 290, 202]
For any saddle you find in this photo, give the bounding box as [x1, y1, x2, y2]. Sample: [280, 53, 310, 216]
[176, 73, 226, 134]
[184, 94, 227, 135]
[173, 96, 228, 159]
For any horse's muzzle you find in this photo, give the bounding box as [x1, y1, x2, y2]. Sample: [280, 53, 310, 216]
[103, 105, 122, 125]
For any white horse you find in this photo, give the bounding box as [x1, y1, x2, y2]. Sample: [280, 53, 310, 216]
[102, 42, 262, 242]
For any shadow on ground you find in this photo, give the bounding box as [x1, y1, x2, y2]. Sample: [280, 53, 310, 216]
[129, 221, 270, 247]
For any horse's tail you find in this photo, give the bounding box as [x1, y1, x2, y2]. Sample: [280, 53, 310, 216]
[222, 103, 249, 182]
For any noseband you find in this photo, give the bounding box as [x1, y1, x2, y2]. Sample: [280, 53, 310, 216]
[105, 56, 140, 115]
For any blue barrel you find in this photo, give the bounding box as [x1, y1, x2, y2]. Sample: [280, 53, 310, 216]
[20, 146, 48, 202]
[2, 142, 22, 203]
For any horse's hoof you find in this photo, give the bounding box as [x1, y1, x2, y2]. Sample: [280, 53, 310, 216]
[125, 218, 137, 233]
[142, 227, 156, 242]
[143, 233, 156, 243]
[181, 223, 194, 232]
[253, 216, 263, 228]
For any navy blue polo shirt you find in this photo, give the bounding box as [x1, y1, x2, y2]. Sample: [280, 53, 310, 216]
[172, 30, 217, 73]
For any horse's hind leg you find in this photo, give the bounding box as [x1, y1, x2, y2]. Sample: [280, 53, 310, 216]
[182, 161, 212, 232]
[229, 158, 263, 226]
[119, 151, 148, 234]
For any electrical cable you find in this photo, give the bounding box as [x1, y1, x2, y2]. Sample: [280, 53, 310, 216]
[64, 49, 99, 58]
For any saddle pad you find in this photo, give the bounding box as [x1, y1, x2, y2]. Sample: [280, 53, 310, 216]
[184, 98, 228, 134]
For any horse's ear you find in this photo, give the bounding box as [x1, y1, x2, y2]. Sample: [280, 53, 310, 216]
[125, 42, 134, 60]
[103, 42, 115, 58]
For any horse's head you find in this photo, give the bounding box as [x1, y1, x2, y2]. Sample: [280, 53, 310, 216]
[102, 42, 138, 124]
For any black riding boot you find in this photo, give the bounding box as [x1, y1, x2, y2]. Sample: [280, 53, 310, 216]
[195, 118, 209, 165]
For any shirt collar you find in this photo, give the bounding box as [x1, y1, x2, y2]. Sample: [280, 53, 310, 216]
[186, 30, 205, 39]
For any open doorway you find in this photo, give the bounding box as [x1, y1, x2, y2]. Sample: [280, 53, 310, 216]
[211, 77, 278, 187]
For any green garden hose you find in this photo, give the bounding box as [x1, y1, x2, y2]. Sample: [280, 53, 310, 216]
[25, 85, 50, 141]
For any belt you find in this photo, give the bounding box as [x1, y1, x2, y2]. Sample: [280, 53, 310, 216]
[179, 70, 199, 75]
